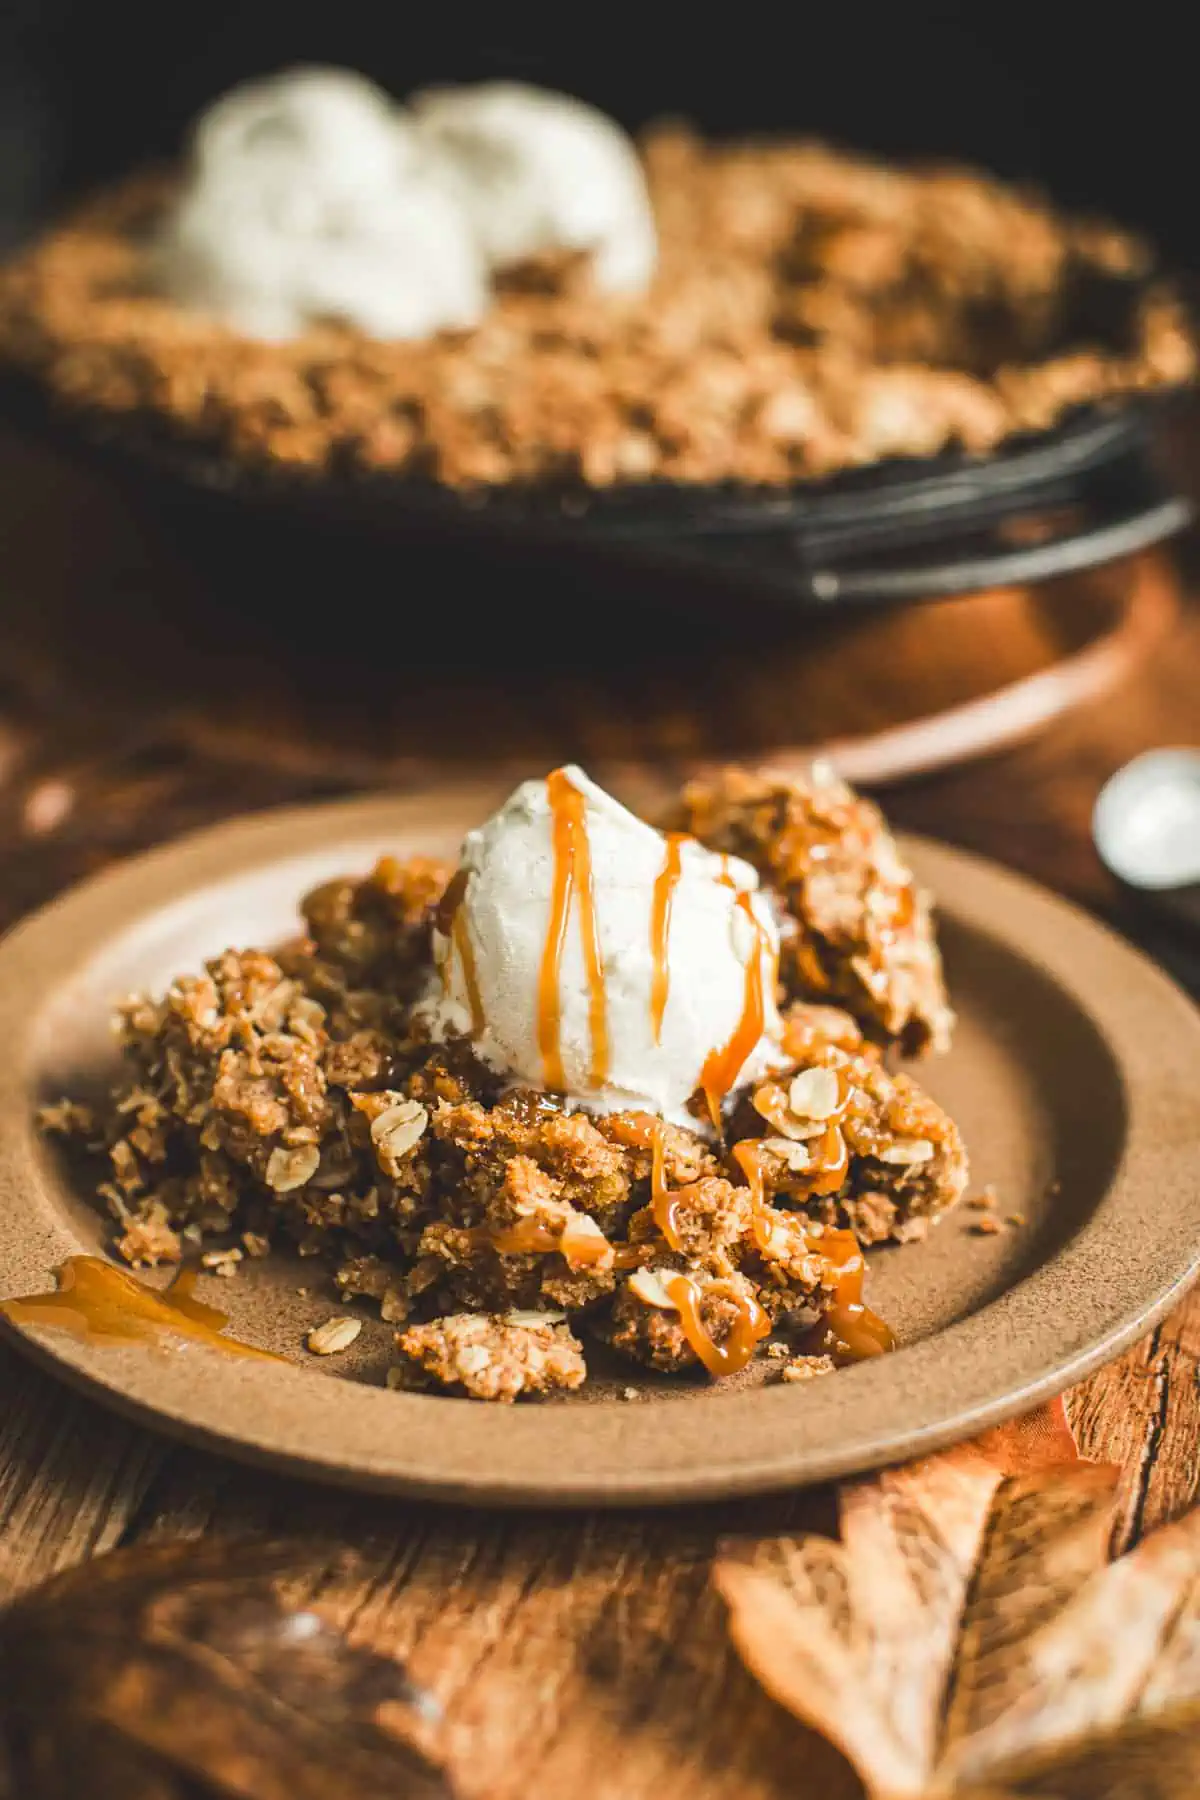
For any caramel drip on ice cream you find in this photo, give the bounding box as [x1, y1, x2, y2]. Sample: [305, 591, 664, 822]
[435, 867, 485, 1038]
[649, 832, 687, 1044]
[433, 866, 470, 939]
[701, 890, 773, 1131]
[453, 910, 486, 1037]
[538, 769, 609, 1092]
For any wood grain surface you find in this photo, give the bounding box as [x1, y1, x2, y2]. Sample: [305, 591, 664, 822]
[1, 420, 1199, 1799]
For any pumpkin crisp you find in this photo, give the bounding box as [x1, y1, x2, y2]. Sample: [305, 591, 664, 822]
[0, 127, 1191, 492]
[42, 769, 967, 1400]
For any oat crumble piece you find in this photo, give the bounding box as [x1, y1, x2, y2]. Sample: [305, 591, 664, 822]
[113, 1205, 183, 1269]
[396, 1313, 586, 1402]
[607, 1263, 780, 1375]
[734, 1004, 967, 1241]
[677, 766, 954, 1054]
[780, 1353, 837, 1383]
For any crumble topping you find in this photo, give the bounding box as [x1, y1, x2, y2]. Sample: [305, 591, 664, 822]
[677, 762, 954, 1054]
[0, 128, 1190, 491]
[39, 769, 968, 1397]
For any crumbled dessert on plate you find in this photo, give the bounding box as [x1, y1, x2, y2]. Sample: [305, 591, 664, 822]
[397, 1311, 587, 1403]
[43, 763, 967, 1399]
[677, 762, 954, 1054]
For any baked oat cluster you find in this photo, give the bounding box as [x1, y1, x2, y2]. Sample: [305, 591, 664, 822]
[44, 766, 968, 1400]
[0, 126, 1192, 489]
[676, 763, 954, 1055]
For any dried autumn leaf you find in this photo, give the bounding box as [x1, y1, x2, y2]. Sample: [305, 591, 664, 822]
[715, 1401, 1200, 1799]
[0, 1538, 449, 1800]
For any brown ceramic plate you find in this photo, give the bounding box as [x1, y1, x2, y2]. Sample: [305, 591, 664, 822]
[1, 787, 1199, 1507]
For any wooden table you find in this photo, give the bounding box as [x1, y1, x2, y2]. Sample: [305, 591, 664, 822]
[1, 424, 1199, 1800]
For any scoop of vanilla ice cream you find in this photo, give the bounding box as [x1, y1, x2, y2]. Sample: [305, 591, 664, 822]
[193, 66, 406, 189]
[410, 81, 658, 293]
[423, 768, 784, 1127]
[153, 67, 488, 341]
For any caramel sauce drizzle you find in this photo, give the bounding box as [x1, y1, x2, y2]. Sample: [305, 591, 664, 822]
[634, 1125, 893, 1377]
[435, 868, 485, 1037]
[729, 1135, 892, 1364]
[665, 1273, 770, 1377]
[806, 1229, 895, 1362]
[563, 1225, 615, 1269]
[538, 769, 609, 1093]
[730, 1137, 774, 1253]
[488, 1218, 614, 1269]
[0, 1256, 285, 1361]
[649, 832, 688, 1045]
[700, 890, 773, 1131]
[603, 1111, 659, 1151]
[453, 910, 486, 1037]
[487, 1221, 555, 1255]
[807, 1124, 850, 1196]
[433, 866, 470, 939]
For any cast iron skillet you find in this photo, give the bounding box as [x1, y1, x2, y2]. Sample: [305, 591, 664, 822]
[2, 260, 1194, 610]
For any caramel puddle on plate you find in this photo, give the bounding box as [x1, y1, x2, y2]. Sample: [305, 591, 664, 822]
[1, 1255, 286, 1362]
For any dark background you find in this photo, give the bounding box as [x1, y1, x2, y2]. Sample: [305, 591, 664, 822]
[0, 1, 1193, 262]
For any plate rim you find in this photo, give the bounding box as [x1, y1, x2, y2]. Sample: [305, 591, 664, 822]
[2, 786, 1199, 1507]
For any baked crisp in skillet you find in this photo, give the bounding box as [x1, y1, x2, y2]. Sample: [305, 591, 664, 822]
[0, 129, 1190, 490]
